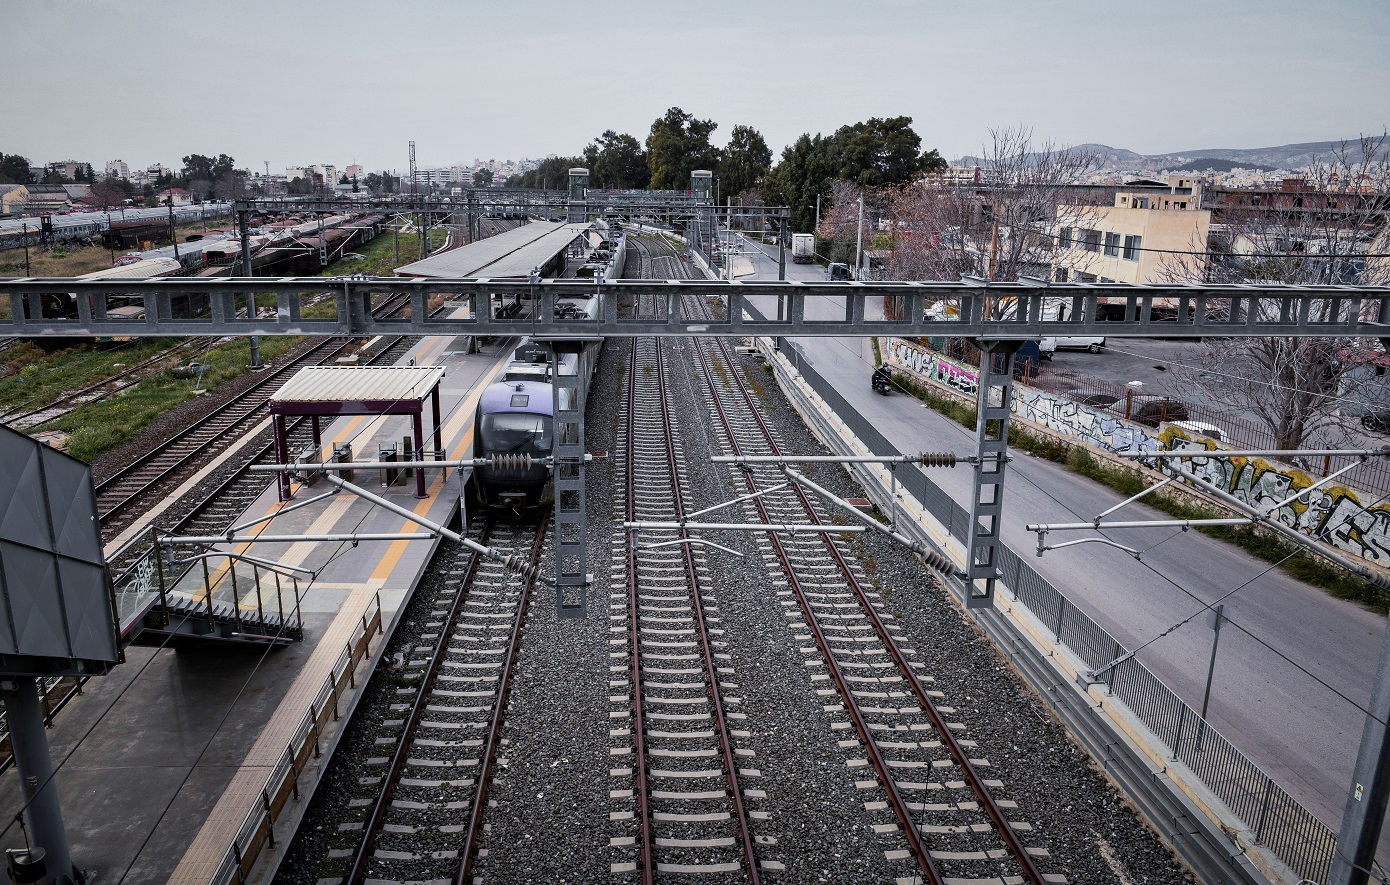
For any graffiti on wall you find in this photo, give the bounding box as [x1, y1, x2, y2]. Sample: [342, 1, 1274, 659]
[886, 337, 1390, 568]
[888, 339, 979, 395]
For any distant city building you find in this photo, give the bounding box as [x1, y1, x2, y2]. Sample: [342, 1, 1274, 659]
[1056, 176, 1210, 286]
[157, 187, 194, 206]
[344, 164, 363, 180]
[105, 160, 130, 179]
[0, 185, 29, 216]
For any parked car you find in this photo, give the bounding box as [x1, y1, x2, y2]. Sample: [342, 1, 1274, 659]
[1362, 411, 1390, 433]
[1106, 395, 1189, 427]
[1064, 390, 1119, 408]
[1169, 419, 1227, 442]
[1039, 335, 1106, 358]
[828, 262, 852, 281]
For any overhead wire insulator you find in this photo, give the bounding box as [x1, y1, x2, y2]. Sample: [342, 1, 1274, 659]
[490, 453, 534, 472]
[916, 545, 960, 577]
[917, 451, 958, 468]
[502, 553, 540, 581]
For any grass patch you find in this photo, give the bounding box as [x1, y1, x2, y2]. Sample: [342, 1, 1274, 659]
[0, 338, 194, 413]
[881, 343, 1389, 613]
[50, 335, 304, 462]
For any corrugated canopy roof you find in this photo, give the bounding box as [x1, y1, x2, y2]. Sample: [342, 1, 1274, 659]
[270, 365, 445, 408]
[394, 220, 588, 279]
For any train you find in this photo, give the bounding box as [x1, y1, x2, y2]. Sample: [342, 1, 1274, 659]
[472, 220, 622, 511]
[26, 256, 185, 322]
[0, 203, 233, 252]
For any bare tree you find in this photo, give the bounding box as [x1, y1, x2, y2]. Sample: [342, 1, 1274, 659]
[884, 127, 1101, 289]
[1167, 133, 1390, 449]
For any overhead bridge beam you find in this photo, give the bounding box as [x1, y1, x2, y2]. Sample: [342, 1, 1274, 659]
[0, 276, 1386, 339]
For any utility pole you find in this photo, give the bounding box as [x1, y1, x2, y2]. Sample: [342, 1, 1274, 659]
[855, 195, 865, 281]
[237, 209, 262, 370]
[166, 197, 180, 261]
[815, 193, 820, 230]
[21, 222, 30, 275]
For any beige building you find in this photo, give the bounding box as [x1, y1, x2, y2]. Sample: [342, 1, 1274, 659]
[1056, 175, 1210, 289]
[0, 185, 28, 215]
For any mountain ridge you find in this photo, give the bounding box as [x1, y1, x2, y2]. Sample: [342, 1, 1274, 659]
[954, 134, 1387, 171]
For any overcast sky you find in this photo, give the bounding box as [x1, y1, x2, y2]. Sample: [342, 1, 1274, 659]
[7, 0, 1388, 175]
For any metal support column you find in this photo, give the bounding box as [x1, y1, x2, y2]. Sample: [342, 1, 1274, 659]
[274, 414, 291, 501]
[3, 677, 79, 885]
[237, 209, 262, 370]
[547, 341, 590, 617]
[1330, 615, 1390, 884]
[964, 340, 1021, 608]
[778, 213, 786, 280]
[411, 411, 427, 498]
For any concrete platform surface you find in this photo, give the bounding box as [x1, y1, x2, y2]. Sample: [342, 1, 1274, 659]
[0, 334, 514, 884]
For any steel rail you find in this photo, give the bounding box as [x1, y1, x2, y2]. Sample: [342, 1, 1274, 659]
[2, 337, 205, 427]
[708, 330, 1048, 885]
[624, 337, 655, 885]
[456, 516, 549, 883]
[94, 334, 357, 523]
[342, 519, 511, 885]
[687, 310, 942, 885]
[97, 292, 416, 526]
[651, 329, 762, 883]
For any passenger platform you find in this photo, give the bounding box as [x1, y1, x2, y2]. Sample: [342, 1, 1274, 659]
[0, 333, 517, 885]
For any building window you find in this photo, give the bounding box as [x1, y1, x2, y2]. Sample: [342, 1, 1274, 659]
[1081, 229, 1101, 252]
[1075, 271, 1097, 283]
[1054, 267, 1069, 282]
[1104, 232, 1121, 256]
[1058, 227, 1073, 248]
[1123, 235, 1142, 261]
[1176, 201, 1187, 209]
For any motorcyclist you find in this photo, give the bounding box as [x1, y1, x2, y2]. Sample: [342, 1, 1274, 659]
[872, 364, 892, 390]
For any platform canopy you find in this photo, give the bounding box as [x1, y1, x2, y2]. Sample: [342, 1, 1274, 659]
[269, 365, 447, 499]
[394, 220, 589, 280]
[270, 365, 446, 415]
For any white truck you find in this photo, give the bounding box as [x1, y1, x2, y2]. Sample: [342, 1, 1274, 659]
[791, 233, 815, 263]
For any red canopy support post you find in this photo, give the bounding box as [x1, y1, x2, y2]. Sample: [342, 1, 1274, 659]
[273, 413, 292, 501]
[431, 386, 444, 460]
[412, 410, 427, 498]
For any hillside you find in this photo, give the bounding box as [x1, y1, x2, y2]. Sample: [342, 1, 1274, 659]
[954, 133, 1386, 171]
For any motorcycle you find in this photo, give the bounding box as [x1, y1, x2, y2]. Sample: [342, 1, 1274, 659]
[871, 368, 892, 395]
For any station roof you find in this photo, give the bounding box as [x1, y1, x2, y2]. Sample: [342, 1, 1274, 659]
[394, 220, 588, 279]
[269, 365, 445, 415]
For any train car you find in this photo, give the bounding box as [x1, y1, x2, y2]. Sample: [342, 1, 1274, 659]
[27, 256, 184, 321]
[473, 336, 600, 512]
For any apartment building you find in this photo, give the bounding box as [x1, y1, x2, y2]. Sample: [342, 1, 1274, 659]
[1056, 175, 1210, 286]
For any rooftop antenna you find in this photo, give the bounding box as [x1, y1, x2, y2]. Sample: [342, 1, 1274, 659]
[409, 141, 417, 195]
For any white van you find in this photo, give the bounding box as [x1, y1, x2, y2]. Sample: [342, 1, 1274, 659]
[1039, 335, 1106, 358]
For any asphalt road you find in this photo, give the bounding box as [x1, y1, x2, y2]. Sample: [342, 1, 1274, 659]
[728, 233, 1387, 852]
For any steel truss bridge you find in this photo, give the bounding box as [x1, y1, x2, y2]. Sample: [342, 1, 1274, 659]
[4, 273, 1390, 884]
[1, 277, 1383, 340]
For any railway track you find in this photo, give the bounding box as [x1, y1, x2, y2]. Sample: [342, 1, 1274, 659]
[96, 292, 413, 536]
[611, 271, 764, 880]
[684, 286, 1056, 885]
[1, 338, 210, 429]
[335, 517, 548, 884]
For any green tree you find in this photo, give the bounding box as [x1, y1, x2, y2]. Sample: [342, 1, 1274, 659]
[513, 156, 585, 189]
[646, 107, 720, 190]
[584, 130, 650, 189]
[718, 124, 771, 198]
[0, 154, 33, 184]
[287, 176, 313, 196]
[765, 133, 839, 233]
[833, 116, 943, 186]
[181, 153, 237, 185]
[473, 168, 494, 186]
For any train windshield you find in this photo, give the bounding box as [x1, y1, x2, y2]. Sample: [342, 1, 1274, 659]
[480, 413, 552, 453]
